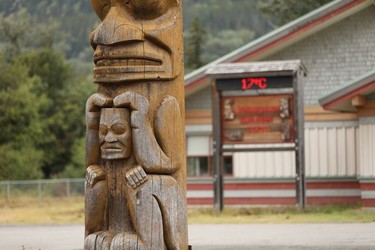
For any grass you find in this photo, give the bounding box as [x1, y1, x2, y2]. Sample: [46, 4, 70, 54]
[0, 197, 374, 224]
[0, 197, 84, 224]
[188, 205, 375, 224]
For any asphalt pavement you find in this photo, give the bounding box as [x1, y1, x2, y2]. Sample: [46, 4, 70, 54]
[0, 223, 374, 250]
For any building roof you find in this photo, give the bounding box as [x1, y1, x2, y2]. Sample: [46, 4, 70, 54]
[184, 0, 373, 96]
[206, 60, 307, 78]
[319, 70, 375, 112]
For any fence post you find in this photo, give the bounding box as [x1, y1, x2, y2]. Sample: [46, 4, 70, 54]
[66, 179, 71, 198]
[6, 182, 10, 200]
[38, 180, 42, 199]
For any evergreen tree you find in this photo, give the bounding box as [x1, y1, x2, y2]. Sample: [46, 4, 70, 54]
[202, 29, 255, 63]
[258, 0, 333, 27]
[185, 17, 207, 71]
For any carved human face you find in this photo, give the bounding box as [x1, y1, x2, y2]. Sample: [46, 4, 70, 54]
[99, 108, 132, 160]
[89, 0, 183, 83]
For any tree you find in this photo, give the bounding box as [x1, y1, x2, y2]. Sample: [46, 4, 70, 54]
[185, 17, 207, 71]
[0, 55, 46, 180]
[60, 136, 86, 178]
[258, 0, 333, 27]
[0, 2, 95, 180]
[0, 8, 32, 56]
[0, 7, 69, 59]
[0, 50, 95, 180]
[183, 0, 269, 70]
[202, 29, 255, 63]
[183, 0, 270, 36]
[16, 50, 95, 177]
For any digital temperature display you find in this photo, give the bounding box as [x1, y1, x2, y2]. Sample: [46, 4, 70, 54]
[216, 76, 293, 91]
[241, 77, 267, 90]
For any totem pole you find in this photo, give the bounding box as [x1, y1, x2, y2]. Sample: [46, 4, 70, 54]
[84, 0, 188, 249]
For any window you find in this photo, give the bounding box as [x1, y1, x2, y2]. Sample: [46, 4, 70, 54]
[187, 135, 212, 177]
[187, 157, 211, 176]
[187, 156, 233, 177]
[187, 136, 211, 156]
[223, 156, 233, 176]
[186, 135, 233, 177]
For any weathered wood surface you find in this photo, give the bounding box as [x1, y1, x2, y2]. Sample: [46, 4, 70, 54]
[85, 0, 187, 249]
[221, 95, 294, 144]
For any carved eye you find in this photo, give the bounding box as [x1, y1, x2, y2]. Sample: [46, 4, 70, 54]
[99, 125, 108, 135]
[126, 0, 175, 19]
[112, 124, 127, 135]
[89, 0, 111, 20]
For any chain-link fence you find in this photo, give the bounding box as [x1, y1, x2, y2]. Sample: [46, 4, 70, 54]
[0, 178, 85, 200]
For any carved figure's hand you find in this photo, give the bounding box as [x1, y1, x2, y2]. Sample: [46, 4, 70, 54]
[113, 91, 149, 128]
[86, 165, 106, 188]
[114, 92, 182, 174]
[126, 166, 148, 189]
[86, 93, 113, 130]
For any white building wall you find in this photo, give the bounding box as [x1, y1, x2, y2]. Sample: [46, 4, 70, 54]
[304, 124, 358, 177]
[232, 145, 295, 178]
[228, 123, 359, 178]
[186, 122, 360, 178]
[359, 118, 375, 177]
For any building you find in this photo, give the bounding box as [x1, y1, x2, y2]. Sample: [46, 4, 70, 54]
[184, 0, 375, 207]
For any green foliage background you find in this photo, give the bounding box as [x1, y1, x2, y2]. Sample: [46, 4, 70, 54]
[0, 0, 332, 180]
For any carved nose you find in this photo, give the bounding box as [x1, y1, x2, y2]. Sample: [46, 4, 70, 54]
[105, 132, 117, 143]
[92, 7, 144, 46]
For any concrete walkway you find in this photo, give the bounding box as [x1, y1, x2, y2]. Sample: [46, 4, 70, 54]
[0, 223, 374, 250]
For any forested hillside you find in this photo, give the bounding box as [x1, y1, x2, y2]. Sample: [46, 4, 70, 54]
[0, 0, 331, 180]
[0, 0, 272, 68]
[0, 0, 97, 59]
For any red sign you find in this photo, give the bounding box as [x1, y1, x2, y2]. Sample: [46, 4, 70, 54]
[221, 95, 294, 144]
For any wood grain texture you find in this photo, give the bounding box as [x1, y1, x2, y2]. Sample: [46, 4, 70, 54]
[221, 95, 294, 144]
[185, 106, 361, 125]
[85, 0, 187, 249]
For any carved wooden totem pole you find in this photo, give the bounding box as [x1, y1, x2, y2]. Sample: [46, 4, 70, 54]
[84, 0, 187, 249]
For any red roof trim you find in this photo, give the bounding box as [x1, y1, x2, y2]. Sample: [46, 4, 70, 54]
[236, 0, 366, 63]
[185, 0, 367, 93]
[323, 81, 375, 109]
[185, 76, 208, 93]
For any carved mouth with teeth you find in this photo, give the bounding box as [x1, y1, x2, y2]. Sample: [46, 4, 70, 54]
[93, 54, 166, 75]
[95, 58, 162, 67]
[92, 46, 173, 83]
